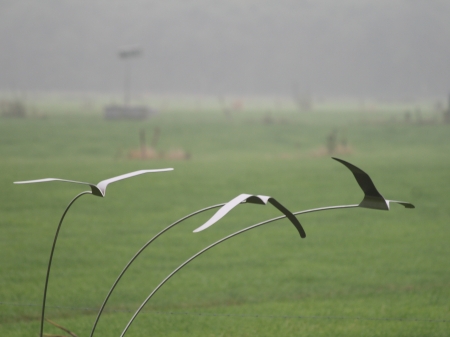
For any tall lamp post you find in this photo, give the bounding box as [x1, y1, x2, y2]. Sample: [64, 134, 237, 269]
[118, 46, 142, 107]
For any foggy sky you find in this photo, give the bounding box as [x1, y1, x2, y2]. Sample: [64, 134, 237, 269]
[1, 0, 450, 98]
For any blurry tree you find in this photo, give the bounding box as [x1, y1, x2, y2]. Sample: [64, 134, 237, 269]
[443, 93, 450, 123]
[1, 98, 26, 118]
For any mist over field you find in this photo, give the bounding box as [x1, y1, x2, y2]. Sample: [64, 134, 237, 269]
[1, 2, 450, 336]
[1, 0, 450, 99]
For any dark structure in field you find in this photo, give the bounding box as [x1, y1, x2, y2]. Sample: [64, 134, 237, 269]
[443, 93, 450, 123]
[1, 99, 26, 118]
[104, 105, 156, 120]
[104, 46, 155, 120]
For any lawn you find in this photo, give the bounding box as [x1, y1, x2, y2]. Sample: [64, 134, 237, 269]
[0, 100, 449, 336]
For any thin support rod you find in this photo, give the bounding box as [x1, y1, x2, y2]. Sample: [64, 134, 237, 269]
[40, 191, 92, 337]
[89, 203, 225, 337]
[292, 204, 359, 216]
[124, 58, 131, 106]
[120, 204, 359, 337]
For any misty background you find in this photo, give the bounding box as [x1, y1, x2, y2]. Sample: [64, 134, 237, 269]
[1, 0, 450, 100]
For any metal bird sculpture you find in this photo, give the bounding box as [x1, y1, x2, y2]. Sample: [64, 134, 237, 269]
[14, 169, 173, 197]
[14, 168, 173, 337]
[332, 157, 414, 210]
[193, 193, 306, 238]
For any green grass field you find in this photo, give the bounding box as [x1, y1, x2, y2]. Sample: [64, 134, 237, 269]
[0, 100, 449, 336]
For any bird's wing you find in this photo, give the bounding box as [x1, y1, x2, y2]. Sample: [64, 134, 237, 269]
[387, 200, 415, 209]
[332, 157, 384, 198]
[14, 178, 91, 185]
[332, 157, 415, 211]
[332, 157, 389, 210]
[268, 198, 306, 238]
[193, 194, 254, 232]
[14, 178, 95, 187]
[14, 178, 100, 196]
[96, 168, 173, 196]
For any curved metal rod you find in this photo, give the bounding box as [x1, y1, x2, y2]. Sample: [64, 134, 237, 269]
[120, 204, 359, 337]
[89, 203, 226, 337]
[40, 190, 92, 337]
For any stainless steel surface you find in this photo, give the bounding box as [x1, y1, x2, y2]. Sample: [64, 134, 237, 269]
[14, 168, 173, 197]
[332, 157, 414, 210]
[194, 194, 306, 238]
[88, 203, 226, 337]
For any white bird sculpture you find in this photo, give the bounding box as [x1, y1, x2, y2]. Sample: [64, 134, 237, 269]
[193, 193, 306, 238]
[14, 169, 173, 196]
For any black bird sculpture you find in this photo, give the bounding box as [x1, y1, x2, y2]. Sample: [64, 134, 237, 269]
[332, 157, 414, 210]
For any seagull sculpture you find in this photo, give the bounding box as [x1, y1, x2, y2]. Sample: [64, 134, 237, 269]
[14, 168, 173, 337]
[193, 193, 306, 238]
[14, 169, 173, 197]
[332, 157, 414, 210]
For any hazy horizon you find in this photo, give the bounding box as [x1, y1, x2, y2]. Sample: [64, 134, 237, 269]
[1, 0, 450, 100]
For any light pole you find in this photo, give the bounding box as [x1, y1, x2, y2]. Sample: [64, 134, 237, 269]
[118, 46, 142, 107]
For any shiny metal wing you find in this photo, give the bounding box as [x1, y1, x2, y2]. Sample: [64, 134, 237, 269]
[96, 168, 173, 196]
[332, 157, 414, 210]
[193, 193, 306, 238]
[14, 178, 100, 195]
[193, 194, 253, 232]
[14, 168, 174, 197]
[387, 200, 415, 209]
[267, 198, 306, 238]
